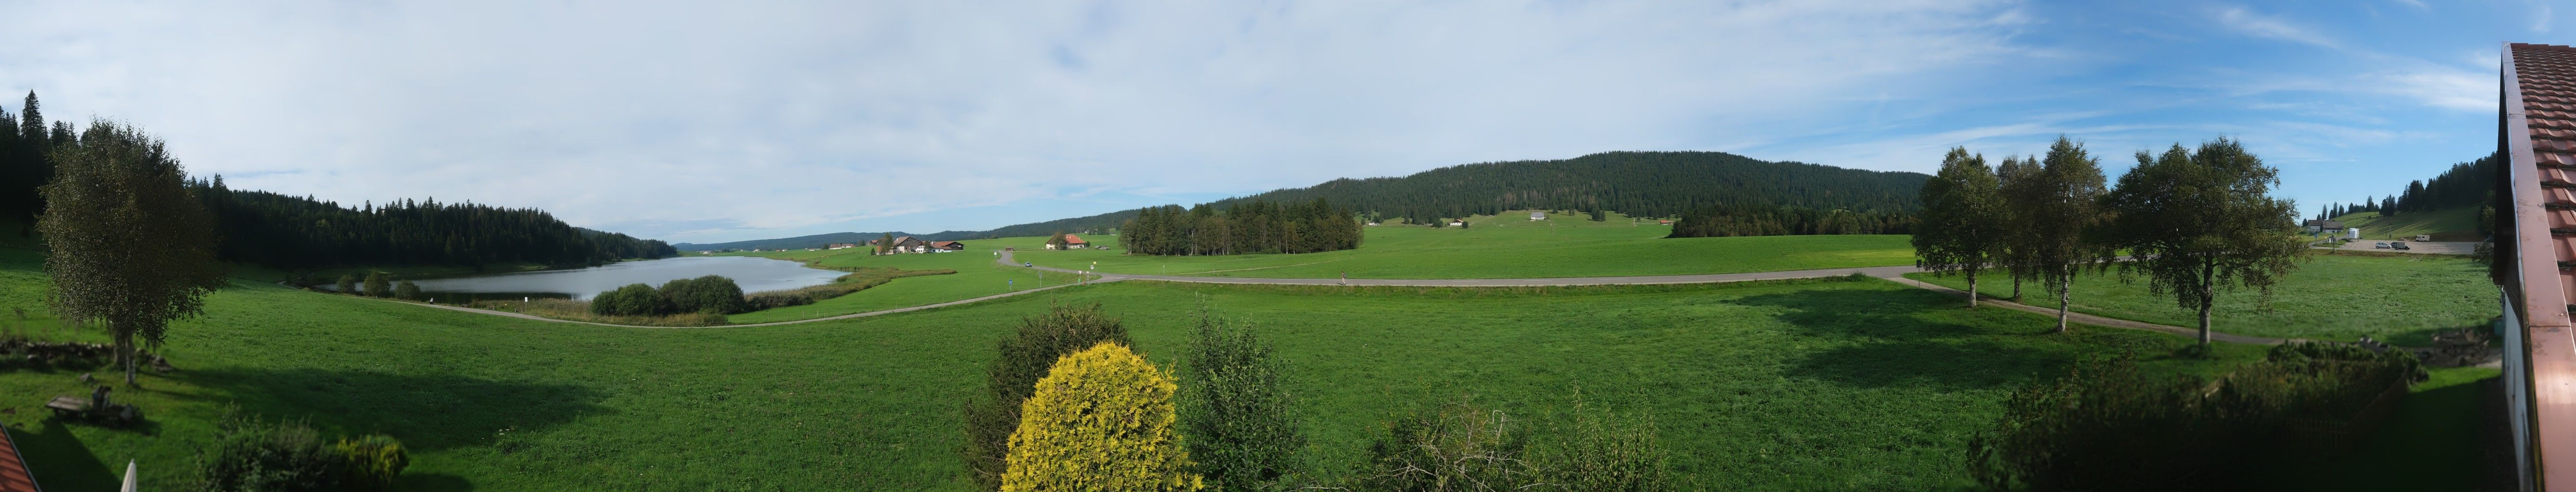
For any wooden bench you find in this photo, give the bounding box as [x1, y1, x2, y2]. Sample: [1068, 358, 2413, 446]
[44, 395, 88, 418]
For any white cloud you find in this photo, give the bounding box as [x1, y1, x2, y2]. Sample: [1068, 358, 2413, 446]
[2373, 67, 2495, 111]
[2212, 6, 2341, 49]
[0, 0, 2031, 242]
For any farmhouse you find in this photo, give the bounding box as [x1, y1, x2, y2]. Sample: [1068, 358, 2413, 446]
[867, 236, 930, 254]
[1046, 234, 1091, 250]
[2301, 220, 2344, 233]
[930, 241, 965, 251]
[827, 243, 857, 249]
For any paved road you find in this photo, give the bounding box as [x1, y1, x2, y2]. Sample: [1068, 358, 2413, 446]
[2318, 240, 2481, 255]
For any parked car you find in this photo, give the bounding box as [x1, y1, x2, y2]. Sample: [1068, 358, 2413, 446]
[2374, 242, 2390, 249]
[2393, 242, 2411, 250]
[2415, 234, 2432, 242]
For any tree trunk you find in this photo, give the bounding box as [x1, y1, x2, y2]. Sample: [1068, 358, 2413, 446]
[118, 330, 136, 385]
[2198, 263, 2218, 345]
[1966, 270, 1980, 308]
[2012, 278, 2022, 300]
[2054, 273, 2072, 333]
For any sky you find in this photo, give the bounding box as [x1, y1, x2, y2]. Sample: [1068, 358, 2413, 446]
[0, 0, 2560, 244]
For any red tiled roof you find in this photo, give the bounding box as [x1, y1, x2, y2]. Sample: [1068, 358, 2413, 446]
[1061, 234, 1087, 244]
[2503, 42, 2576, 491]
[0, 427, 35, 492]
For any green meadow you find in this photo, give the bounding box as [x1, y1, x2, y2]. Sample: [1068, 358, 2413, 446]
[1011, 211, 1916, 279]
[712, 246, 1088, 324]
[2329, 207, 2485, 241]
[1903, 252, 2496, 344]
[0, 242, 2348, 491]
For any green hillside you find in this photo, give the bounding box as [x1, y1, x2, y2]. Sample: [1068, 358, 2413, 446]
[2329, 207, 2483, 241]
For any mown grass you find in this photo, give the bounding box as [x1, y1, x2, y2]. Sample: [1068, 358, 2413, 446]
[1903, 252, 2496, 344]
[1, 240, 2307, 491]
[722, 246, 1084, 324]
[1006, 211, 1915, 279]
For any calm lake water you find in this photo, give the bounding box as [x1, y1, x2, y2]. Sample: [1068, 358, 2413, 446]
[389, 256, 844, 302]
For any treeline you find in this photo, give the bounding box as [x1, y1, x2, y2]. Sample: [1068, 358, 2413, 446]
[2314, 153, 2497, 219]
[0, 92, 71, 233]
[1206, 150, 1925, 225]
[1666, 203, 1913, 237]
[1116, 198, 1362, 255]
[189, 178, 675, 268]
[2, 92, 674, 269]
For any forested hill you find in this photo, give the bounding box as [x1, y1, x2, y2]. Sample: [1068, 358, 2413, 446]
[1206, 151, 1924, 224]
[687, 151, 1925, 249]
[671, 211, 1143, 251]
[189, 177, 677, 269]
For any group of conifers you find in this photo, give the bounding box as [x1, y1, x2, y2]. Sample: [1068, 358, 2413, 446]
[1910, 135, 2309, 344]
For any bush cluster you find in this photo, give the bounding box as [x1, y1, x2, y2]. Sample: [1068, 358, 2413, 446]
[1966, 344, 2427, 490]
[189, 407, 408, 492]
[1353, 397, 1673, 492]
[963, 303, 1133, 491]
[1001, 342, 1202, 492]
[392, 281, 421, 301]
[589, 275, 749, 317]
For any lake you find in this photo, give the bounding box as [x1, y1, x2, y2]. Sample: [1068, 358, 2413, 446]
[385, 256, 845, 302]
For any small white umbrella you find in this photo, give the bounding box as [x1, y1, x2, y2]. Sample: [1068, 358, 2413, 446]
[121, 459, 137, 492]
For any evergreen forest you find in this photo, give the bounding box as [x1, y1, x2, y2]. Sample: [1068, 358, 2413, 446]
[0, 92, 674, 269]
[1117, 198, 1363, 255]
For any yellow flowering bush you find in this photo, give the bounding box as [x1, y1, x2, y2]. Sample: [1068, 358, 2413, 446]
[1000, 342, 1203, 492]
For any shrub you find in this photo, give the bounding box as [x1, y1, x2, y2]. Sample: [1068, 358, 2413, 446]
[963, 303, 1133, 491]
[188, 407, 408, 492]
[1000, 342, 1202, 492]
[361, 272, 392, 297]
[659, 275, 749, 314]
[333, 434, 408, 490]
[1180, 308, 1307, 492]
[1354, 398, 1539, 491]
[1965, 346, 2424, 491]
[1535, 401, 1673, 492]
[392, 281, 421, 301]
[335, 275, 357, 295]
[589, 283, 670, 317]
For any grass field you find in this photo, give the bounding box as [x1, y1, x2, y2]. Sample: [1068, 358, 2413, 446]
[2330, 207, 2484, 241]
[1008, 211, 1916, 279]
[0, 241, 2364, 490]
[1903, 252, 2496, 344]
[716, 246, 1087, 324]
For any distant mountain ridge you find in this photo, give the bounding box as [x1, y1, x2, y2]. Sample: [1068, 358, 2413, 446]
[680, 150, 1928, 251]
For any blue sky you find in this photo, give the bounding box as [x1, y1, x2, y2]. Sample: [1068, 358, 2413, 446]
[0, 0, 2558, 243]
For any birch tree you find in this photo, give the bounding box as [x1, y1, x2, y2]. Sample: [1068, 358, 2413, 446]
[1913, 147, 2008, 308]
[2104, 138, 2307, 345]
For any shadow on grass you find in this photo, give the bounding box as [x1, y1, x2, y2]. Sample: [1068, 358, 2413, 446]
[1728, 285, 2075, 390]
[162, 368, 609, 452]
[13, 420, 119, 491]
[400, 472, 475, 492]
